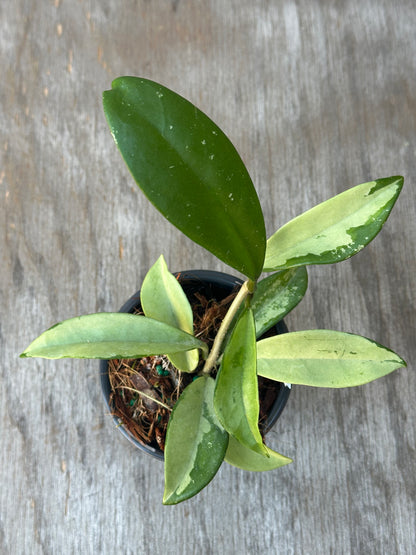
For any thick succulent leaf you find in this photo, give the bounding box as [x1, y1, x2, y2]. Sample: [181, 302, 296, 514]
[225, 434, 292, 471]
[103, 77, 266, 280]
[214, 308, 267, 456]
[163, 376, 228, 505]
[20, 313, 208, 360]
[141, 255, 199, 372]
[252, 267, 308, 337]
[257, 330, 406, 388]
[264, 176, 404, 271]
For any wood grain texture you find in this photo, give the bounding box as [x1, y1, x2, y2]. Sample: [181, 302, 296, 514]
[1, 1, 415, 553]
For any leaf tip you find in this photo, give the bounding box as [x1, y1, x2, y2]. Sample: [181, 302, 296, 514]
[162, 492, 175, 506]
[396, 356, 407, 368]
[392, 174, 404, 187]
[264, 445, 293, 466]
[162, 487, 191, 506]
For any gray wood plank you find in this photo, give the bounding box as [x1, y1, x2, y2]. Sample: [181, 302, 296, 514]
[1, 1, 415, 553]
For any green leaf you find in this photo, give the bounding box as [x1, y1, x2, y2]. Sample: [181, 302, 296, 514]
[141, 255, 199, 372]
[256, 330, 407, 388]
[214, 308, 267, 455]
[225, 434, 292, 471]
[252, 267, 308, 337]
[163, 376, 228, 505]
[264, 176, 404, 271]
[20, 313, 208, 360]
[103, 77, 266, 280]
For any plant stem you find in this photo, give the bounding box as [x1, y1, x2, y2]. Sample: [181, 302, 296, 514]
[201, 279, 254, 375]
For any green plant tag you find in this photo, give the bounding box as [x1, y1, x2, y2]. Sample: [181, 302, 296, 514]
[163, 376, 228, 505]
[20, 313, 208, 360]
[256, 330, 407, 387]
[103, 77, 266, 280]
[141, 255, 199, 372]
[214, 308, 267, 455]
[225, 434, 292, 471]
[264, 176, 404, 270]
[252, 267, 308, 337]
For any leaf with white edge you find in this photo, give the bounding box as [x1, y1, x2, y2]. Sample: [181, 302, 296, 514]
[163, 376, 228, 505]
[264, 176, 404, 271]
[214, 308, 267, 456]
[141, 255, 199, 372]
[225, 434, 292, 471]
[20, 313, 208, 360]
[103, 76, 266, 280]
[252, 267, 308, 337]
[256, 330, 407, 388]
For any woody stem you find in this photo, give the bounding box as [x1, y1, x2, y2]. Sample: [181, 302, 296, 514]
[201, 279, 255, 375]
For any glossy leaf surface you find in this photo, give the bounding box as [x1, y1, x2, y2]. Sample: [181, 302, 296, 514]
[257, 330, 406, 387]
[264, 176, 404, 270]
[214, 309, 267, 455]
[141, 255, 199, 372]
[20, 313, 208, 360]
[225, 434, 292, 471]
[103, 77, 266, 280]
[251, 267, 308, 337]
[163, 376, 228, 505]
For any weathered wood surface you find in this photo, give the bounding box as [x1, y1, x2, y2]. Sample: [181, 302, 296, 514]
[1, 1, 415, 553]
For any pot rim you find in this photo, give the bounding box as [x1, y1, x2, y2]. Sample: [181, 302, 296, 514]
[100, 269, 291, 460]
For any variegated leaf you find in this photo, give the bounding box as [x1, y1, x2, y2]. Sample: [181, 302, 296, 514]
[264, 176, 403, 271]
[20, 313, 208, 360]
[225, 434, 292, 471]
[141, 255, 199, 372]
[163, 376, 228, 505]
[214, 308, 267, 456]
[256, 330, 406, 387]
[252, 267, 308, 337]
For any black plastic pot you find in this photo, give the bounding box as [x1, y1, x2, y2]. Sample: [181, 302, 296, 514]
[100, 270, 291, 461]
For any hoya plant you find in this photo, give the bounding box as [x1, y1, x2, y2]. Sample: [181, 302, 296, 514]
[21, 77, 406, 505]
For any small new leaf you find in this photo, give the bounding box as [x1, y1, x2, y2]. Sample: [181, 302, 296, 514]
[141, 255, 199, 371]
[163, 376, 228, 505]
[214, 308, 267, 455]
[20, 313, 208, 360]
[264, 176, 404, 270]
[257, 330, 406, 387]
[225, 434, 292, 471]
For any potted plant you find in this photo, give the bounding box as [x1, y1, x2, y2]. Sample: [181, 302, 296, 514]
[21, 77, 406, 505]
[99, 268, 293, 460]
